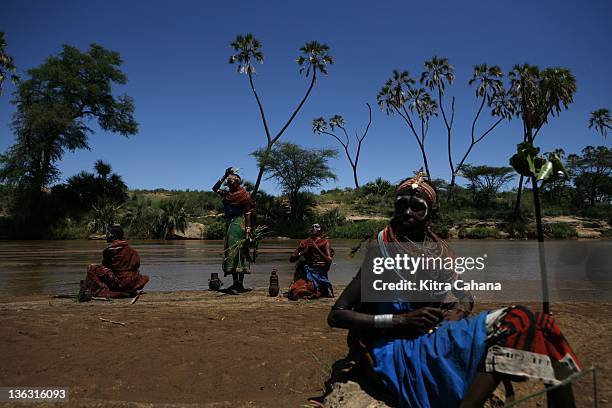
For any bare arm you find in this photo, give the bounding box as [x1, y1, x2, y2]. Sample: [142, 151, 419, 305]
[290, 241, 308, 263]
[327, 271, 375, 329]
[212, 168, 233, 195]
[243, 201, 252, 234]
[328, 270, 444, 333]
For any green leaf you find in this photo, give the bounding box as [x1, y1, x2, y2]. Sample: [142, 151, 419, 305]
[536, 160, 553, 181]
[509, 153, 532, 177]
[526, 155, 536, 175]
[549, 153, 569, 179]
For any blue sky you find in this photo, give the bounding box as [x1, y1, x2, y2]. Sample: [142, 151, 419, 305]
[1, 0, 610, 194]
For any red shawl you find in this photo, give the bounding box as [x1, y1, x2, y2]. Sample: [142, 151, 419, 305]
[224, 187, 251, 206]
[102, 240, 141, 272]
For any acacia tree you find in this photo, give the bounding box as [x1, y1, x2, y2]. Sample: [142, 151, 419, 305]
[567, 146, 612, 207]
[376, 70, 437, 177]
[0, 32, 19, 95]
[251, 142, 337, 221]
[460, 164, 514, 206]
[419, 57, 514, 200]
[589, 108, 611, 138]
[229, 34, 333, 198]
[312, 103, 372, 188]
[508, 65, 577, 218]
[0, 44, 138, 232]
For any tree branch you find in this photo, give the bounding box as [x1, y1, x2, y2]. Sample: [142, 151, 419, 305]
[272, 71, 317, 145]
[248, 71, 272, 144]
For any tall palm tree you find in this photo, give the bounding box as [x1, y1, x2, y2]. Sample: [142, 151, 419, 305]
[377, 70, 435, 176]
[470, 64, 504, 102]
[0, 32, 18, 96]
[448, 64, 512, 195]
[589, 108, 611, 138]
[297, 41, 334, 77]
[421, 56, 455, 93]
[377, 69, 413, 114]
[228, 33, 264, 75]
[421, 57, 455, 191]
[228, 34, 333, 197]
[509, 65, 576, 217]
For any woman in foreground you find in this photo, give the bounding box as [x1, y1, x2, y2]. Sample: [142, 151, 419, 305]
[327, 173, 581, 408]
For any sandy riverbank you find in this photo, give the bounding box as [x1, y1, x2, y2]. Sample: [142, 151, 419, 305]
[1, 291, 611, 407]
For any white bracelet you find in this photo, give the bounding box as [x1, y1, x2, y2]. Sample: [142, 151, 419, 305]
[374, 314, 394, 329]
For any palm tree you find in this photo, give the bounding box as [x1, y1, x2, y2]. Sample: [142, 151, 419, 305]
[421, 56, 455, 93]
[312, 104, 372, 188]
[418, 58, 513, 201]
[505, 65, 576, 318]
[449, 65, 513, 194]
[377, 70, 413, 114]
[509, 65, 576, 218]
[0, 32, 19, 95]
[377, 70, 435, 176]
[589, 108, 611, 138]
[94, 159, 112, 180]
[92, 160, 127, 205]
[421, 57, 455, 191]
[228, 34, 333, 198]
[228, 33, 264, 75]
[157, 199, 188, 239]
[297, 41, 334, 77]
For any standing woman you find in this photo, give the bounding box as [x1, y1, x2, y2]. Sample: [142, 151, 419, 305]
[212, 167, 253, 293]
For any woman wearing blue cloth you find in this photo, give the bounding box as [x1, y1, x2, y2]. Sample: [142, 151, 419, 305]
[327, 173, 580, 408]
[288, 223, 334, 300]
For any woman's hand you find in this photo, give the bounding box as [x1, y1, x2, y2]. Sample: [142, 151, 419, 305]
[392, 307, 443, 333]
[223, 167, 233, 178]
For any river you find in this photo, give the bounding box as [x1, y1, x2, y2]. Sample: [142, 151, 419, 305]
[0, 239, 610, 301]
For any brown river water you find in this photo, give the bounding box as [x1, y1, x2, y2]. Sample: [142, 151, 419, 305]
[0, 239, 610, 300]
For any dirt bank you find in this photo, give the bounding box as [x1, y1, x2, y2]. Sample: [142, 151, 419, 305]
[0, 291, 610, 407]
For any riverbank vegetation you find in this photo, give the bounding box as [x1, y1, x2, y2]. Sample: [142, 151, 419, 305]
[1, 156, 610, 240]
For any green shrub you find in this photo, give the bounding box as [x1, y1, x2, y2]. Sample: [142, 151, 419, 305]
[544, 222, 577, 239]
[600, 229, 612, 239]
[331, 220, 387, 239]
[202, 217, 226, 240]
[46, 218, 88, 239]
[430, 223, 450, 239]
[318, 207, 346, 232]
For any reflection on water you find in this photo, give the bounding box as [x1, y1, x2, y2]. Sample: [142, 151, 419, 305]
[0, 239, 610, 299]
[0, 239, 362, 296]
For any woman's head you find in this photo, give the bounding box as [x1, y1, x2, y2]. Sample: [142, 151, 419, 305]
[310, 223, 323, 237]
[393, 173, 437, 234]
[225, 173, 242, 191]
[106, 224, 124, 242]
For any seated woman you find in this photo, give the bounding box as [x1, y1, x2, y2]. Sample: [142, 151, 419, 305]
[327, 173, 581, 408]
[288, 223, 334, 300]
[84, 225, 149, 299]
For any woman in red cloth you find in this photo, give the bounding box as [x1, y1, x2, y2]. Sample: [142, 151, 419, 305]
[84, 225, 149, 298]
[288, 223, 334, 300]
[211, 167, 254, 293]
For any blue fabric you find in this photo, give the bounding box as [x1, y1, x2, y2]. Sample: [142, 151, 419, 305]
[371, 307, 488, 408]
[303, 264, 333, 294]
